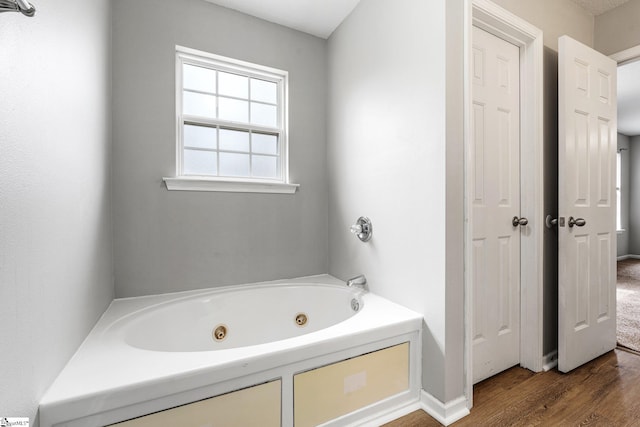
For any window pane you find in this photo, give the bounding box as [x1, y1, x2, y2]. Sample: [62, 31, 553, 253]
[219, 71, 248, 99]
[219, 97, 249, 123]
[183, 64, 216, 93]
[250, 102, 277, 127]
[219, 128, 249, 152]
[252, 155, 278, 179]
[183, 92, 216, 118]
[617, 152, 622, 230]
[177, 49, 288, 182]
[184, 149, 217, 176]
[252, 133, 278, 155]
[219, 152, 250, 177]
[251, 79, 277, 104]
[184, 125, 216, 149]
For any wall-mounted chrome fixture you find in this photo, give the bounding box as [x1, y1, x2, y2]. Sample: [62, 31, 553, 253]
[350, 216, 372, 242]
[0, 0, 35, 16]
[346, 274, 367, 290]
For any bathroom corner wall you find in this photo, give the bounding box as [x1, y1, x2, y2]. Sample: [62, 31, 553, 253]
[0, 0, 114, 424]
[595, 0, 640, 55]
[327, 0, 460, 404]
[111, 0, 328, 297]
[327, 0, 596, 405]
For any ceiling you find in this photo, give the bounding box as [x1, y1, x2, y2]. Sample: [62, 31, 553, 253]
[204, 0, 638, 135]
[204, 0, 361, 39]
[618, 60, 640, 136]
[207, 0, 629, 35]
[571, 0, 630, 15]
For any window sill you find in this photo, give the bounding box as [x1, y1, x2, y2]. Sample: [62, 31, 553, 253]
[163, 177, 299, 194]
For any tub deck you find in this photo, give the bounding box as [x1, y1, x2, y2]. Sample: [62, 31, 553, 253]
[39, 275, 423, 427]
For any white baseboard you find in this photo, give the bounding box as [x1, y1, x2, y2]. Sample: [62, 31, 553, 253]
[420, 391, 470, 426]
[542, 350, 558, 371]
[350, 391, 471, 426]
[617, 254, 640, 261]
[352, 400, 422, 427]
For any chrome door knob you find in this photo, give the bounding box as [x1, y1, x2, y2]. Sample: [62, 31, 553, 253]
[545, 215, 558, 229]
[568, 217, 586, 228]
[512, 216, 528, 227]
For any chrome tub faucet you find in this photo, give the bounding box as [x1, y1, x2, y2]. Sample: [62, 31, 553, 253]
[346, 274, 367, 290]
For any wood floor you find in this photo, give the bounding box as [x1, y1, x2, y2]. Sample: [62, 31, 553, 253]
[384, 349, 640, 426]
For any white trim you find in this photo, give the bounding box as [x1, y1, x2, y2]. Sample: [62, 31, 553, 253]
[343, 399, 422, 427]
[176, 45, 287, 78]
[173, 46, 290, 186]
[163, 177, 299, 194]
[610, 44, 640, 65]
[617, 254, 640, 261]
[542, 350, 558, 371]
[464, 0, 544, 407]
[420, 392, 470, 426]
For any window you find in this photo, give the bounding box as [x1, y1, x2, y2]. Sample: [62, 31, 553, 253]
[617, 150, 622, 231]
[164, 46, 297, 193]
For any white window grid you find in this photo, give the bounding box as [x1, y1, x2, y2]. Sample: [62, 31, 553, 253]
[617, 150, 622, 231]
[176, 46, 289, 183]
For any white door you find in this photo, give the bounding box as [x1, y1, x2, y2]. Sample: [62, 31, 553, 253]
[471, 26, 522, 384]
[558, 35, 617, 373]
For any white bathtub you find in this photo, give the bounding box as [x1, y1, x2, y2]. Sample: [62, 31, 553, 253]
[39, 275, 422, 427]
[123, 282, 363, 352]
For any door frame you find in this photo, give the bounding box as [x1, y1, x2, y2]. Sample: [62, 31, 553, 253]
[463, 0, 544, 406]
[610, 44, 640, 65]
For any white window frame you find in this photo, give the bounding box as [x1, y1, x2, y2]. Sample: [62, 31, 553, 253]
[617, 150, 623, 231]
[163, 46, 298, 194]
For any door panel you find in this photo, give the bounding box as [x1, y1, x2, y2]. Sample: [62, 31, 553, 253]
[558, 35, 617, 373]
[472, 26, 521, 384]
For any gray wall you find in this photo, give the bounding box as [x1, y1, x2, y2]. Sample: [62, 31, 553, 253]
[618, 133, 631, 257]
[112, 0, 328, 297]
[327, 0, 464, 403]
[0, 0, 114, 424]
[629, 136, 640, 255]
[595, 0, 640, 55]
[491, 0, 594, 358]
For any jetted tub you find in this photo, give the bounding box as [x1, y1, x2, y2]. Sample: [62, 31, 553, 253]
[39, 275, 423, 427]
[123, 282, 363, 352]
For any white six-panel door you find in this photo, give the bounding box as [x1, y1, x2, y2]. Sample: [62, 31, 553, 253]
[471, 26, 522, 384]
[558, 35, 617, 373]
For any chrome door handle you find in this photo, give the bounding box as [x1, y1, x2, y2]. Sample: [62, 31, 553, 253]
[512, 216, 528, 227]
[568, 217, 586, 228]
